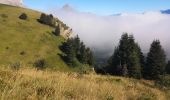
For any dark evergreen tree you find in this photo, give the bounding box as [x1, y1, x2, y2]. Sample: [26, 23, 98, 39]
[107, 47, 122, 75]
[166, 61, 170, 74]
[86, 48, 95, 66]
[127, 35, 142, 79]
[53, 25, 60, 36]
[145, 40, 166, 80]
[77, 42, 88, 64]
[73, 35, 81, 58]
[122, 64, 128, 76]
[118, 33, 129, 66]
[136, 44, 146, 78]
[107, 33, 142, 79]
[63, 39, 76, 66]
[60, 35, 95, 67]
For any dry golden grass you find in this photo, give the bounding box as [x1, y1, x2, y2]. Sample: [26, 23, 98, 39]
[0, 67, 168, 100]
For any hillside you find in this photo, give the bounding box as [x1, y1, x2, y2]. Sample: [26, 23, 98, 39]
[0, 67, 169, 100]
[0, 4, 73, 71]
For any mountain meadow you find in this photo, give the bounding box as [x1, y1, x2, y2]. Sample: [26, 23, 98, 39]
[0, 4, 170, 100]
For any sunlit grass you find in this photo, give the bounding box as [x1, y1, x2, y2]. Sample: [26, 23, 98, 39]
[0, 4, 70, 70]
[0, 67, 168, 100]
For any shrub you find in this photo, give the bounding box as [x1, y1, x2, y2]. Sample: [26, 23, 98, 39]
[53, 25, 60, 36]
[155, 75, 170, 89]
[10, 62, 20, 70]
[38, 13, 56, 27]
[34, 59, 47, 70]
[19, 13, 27, 20]
[20, 51, 26, 55]
[1, 14, 8, 18]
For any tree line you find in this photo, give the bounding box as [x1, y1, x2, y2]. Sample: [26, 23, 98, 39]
[60, 35, 95, 67]
[99, 33, 170, 80]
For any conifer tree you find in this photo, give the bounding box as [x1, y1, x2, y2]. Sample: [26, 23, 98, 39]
[107, 33, 142, 79]
[86, 48, 95, 66]
[73, 35, 81, 57]
[77, 42, 88, 64]
[145, 40, 166, 79]
[53, 25, 60, 36]
[127, 35, 142, 79]
[166, 61, 170, 74]
[107, 47, 122, 75]
[63, 39, 76, 66]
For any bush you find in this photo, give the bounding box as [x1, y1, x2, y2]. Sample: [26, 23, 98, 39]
[19, 13, 27, 20]
[10, 62, 20, 70]
[20, 51, 26, 55]
[155, 75, 170, 89]
[53, 25, 60, 36]
[34, 59, 47, 70]
[1, 14, 8, 18]
[38, 13, 56, 27]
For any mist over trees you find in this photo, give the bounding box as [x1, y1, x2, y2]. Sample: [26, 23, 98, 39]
[101, 33, 168, 80]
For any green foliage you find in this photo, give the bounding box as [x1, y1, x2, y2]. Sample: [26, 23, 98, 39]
[38, 13, 56, 27]
[145, 40, 166, 80]
[60, 35, 95, 67]
[107, 33, 142, 79]
[10, 62, 20, 70]
[34, 59, 47, 70]
[0, 4, 71, 71]
[77, 42, 88, 64]
[19, 13, 27, 20]
[166, 61, 170, 74]
[53, 25, 60, 36]
[138, 93, 157, 100]
[0, 14, 8, 18]
[86, 48, 95, 66]
[155, 75, 170, 89]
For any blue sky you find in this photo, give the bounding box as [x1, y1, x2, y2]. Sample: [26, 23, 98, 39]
[24, 0, 170, 15]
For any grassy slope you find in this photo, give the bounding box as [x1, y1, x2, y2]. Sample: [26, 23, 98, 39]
[0, 4, 71, 71]
[0, 67, 169, 100]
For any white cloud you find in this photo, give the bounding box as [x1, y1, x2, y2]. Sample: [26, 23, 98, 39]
[0, 0, 23, 6]
[50, 5, 170, 59]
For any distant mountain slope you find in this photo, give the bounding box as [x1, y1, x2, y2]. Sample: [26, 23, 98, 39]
[0, 4, 73, 71]
[161, 9, 170, 14]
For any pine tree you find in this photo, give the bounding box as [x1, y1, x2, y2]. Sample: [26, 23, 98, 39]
[60, 35, 95, 67]
[166, 61, 170, 74]
[53, 25, 60, 36]
[86, 48, 95, 66]
[127, 35, 142, 79]
[119, 33, 129, 65]
[107, 33, 142, 79]
[145, 40, 166, 80]
[73, 35, 81, 58]
[107, 47, 122, 75]
[136, 44, 145, 78]
[63, 39, 76, 66]
[77, 42, 88, 64]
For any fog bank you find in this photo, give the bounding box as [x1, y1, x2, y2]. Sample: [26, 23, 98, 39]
[50, 5, 170, 59]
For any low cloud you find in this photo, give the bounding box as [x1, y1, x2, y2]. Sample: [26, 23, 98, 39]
[0, 0, 23, 6]
[49, 5, 170, 59]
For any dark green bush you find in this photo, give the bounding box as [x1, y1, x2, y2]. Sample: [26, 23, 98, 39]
[19, 13, 27, 20]
[10, 62, 20, 70]
[20, 51, 26, 55]
[38, 13, 56, 27]
[34, 59, 47, 70]
[155, 75, 170, 89]
[1, 14, 8, 18]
